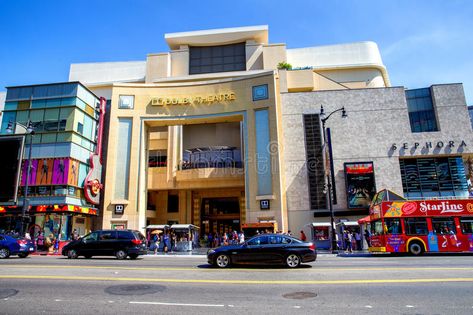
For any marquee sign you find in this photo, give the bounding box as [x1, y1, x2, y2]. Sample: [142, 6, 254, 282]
[151, 92, 236, 106]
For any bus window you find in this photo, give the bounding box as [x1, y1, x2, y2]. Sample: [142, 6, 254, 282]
[404, 218, 428, 235]
[432, 218, 456, 235]
[371, 220, 384, 236]
[385, 218, 402, 234]
[460, 218, 473, 234]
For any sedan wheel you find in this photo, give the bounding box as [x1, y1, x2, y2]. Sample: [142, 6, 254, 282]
[115, 250, 127, 260]
[0, 248, 10, 259]
[215, 254, 230, 268]
[286, 254, 301, 268]
[18, 253, 29, 258]
[67, 249, 78, 259]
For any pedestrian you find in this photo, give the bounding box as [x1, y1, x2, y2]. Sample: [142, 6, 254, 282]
[163, 232, 170, 253]
[71, 229, 79, 241]
[300, 230, 307, 242]
[239, 231, 245, 244]
[37, 232, 44, 251]
[346, 231, 353, 253]
[355, 231, 362, 250]
[364, 229, 371, 247]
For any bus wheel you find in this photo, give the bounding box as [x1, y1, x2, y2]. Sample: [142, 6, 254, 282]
[408, 242, 424, 256]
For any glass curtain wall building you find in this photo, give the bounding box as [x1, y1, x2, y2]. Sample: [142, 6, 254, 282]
[0, 82, 101, 243]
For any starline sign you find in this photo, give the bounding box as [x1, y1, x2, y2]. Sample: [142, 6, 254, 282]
[382, 200, 473, 217]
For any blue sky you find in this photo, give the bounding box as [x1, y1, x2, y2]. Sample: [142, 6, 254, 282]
[1, 0, 472, 103]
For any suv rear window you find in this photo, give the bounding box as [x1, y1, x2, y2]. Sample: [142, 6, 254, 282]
[132, 231, 146, 241]
[117, 231, 134, 240]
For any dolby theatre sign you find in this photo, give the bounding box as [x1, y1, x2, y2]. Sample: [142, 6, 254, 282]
[152, 92, 236, 106]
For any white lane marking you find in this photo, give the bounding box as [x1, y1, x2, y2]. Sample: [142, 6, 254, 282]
[3, 298, 8, 301]
[294, 306, 301, 309]
[365, 305, 373, 308]
[130, 301, 225, 307]
[228, 305, 234, 307]
[406, 305, 414, 308]
[108, 301, 114, 303]
[54, 299, 62, 302]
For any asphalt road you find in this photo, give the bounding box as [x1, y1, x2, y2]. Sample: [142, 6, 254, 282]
[1, 254, 473, 314]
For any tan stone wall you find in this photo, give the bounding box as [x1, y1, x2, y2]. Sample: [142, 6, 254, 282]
[102, 72, 286, 232]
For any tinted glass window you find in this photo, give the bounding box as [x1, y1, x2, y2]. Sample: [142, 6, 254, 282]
[189, 43, 246, 75]
[247, 235, 268, 246]
[404, 218, 428, 235]
[83, 232, 98, 241]
[268, 235, 282, 244]
[117, 231, 133, 240]
[432, 218, 456, 234]
[132, 231, 145, 241]
[99, 231, 116, 240]
[400, 157, 468, 199]
[460, 218, 473, 234]
[405, 88, 438, 132]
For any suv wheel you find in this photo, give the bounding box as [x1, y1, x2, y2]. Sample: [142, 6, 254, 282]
[0, 248, 10, 259]
[115, 250, 127, 260]
[67, 249, 78, 259]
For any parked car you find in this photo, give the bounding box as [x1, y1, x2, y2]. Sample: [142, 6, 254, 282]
[207, 234, 317, 268]
[0, 234, 35, 259]
[62, 230, 147, 260]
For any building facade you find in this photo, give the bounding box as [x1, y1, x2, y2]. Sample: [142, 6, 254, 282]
[0, 82, 103, 239]
[2, 25, 472, 239]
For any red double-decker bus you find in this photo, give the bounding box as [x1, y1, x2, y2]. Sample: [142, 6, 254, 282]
[368, 190, 473, 255]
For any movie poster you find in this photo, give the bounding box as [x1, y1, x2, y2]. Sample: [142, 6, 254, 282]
[52, 158, 69, 185]
[35, 159, 54, 185]
[68, 159, 79, 186]
[21, 159, 38, 186]
[344, 162, 376, 209]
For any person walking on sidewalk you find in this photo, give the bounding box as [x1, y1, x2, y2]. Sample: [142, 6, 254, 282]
[300, 230, 307, 242]
[364, 229, 371, 247]
[355, 231, 362, 250]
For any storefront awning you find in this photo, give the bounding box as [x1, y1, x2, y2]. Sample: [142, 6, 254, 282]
[358, 215, 371, 224]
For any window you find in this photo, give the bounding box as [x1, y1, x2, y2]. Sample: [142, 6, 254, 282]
[148, 150, 167, 167]
[400, 157, 468, 199]
[83, 232, 98, 241]
[404, 218, 428, 235]
[77, 122, 83, 135]
[303, 114, 326, 210]
[189, 43, 246, 75]
[432, 217, 456, 234]
[460, 218, 473, 234]
[405, 88, 438, 132]
[252, 84, 268, 101]
[247, 235, 268, 246]
[118, 231, 133, 240]
[371, 220, 384, 236]
[99, 231, 116, 240]
[168, 194, 179, 213]
[119, 95, 134, 109]
[384, 218, 402, 234]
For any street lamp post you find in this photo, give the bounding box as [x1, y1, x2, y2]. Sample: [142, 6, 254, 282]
[6, 120, 35, 236]
[319, 105, 347, 253]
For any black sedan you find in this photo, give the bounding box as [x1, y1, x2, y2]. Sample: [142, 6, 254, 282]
[207, 234, 316, 268]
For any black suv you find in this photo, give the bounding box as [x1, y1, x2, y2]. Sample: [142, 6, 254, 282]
[62, 230, 147, 260]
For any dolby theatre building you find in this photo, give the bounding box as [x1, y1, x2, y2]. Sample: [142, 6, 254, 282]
[68, 25, 473, 235]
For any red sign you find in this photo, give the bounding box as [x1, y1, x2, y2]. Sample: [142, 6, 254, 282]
[381, 199, 473, 218]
